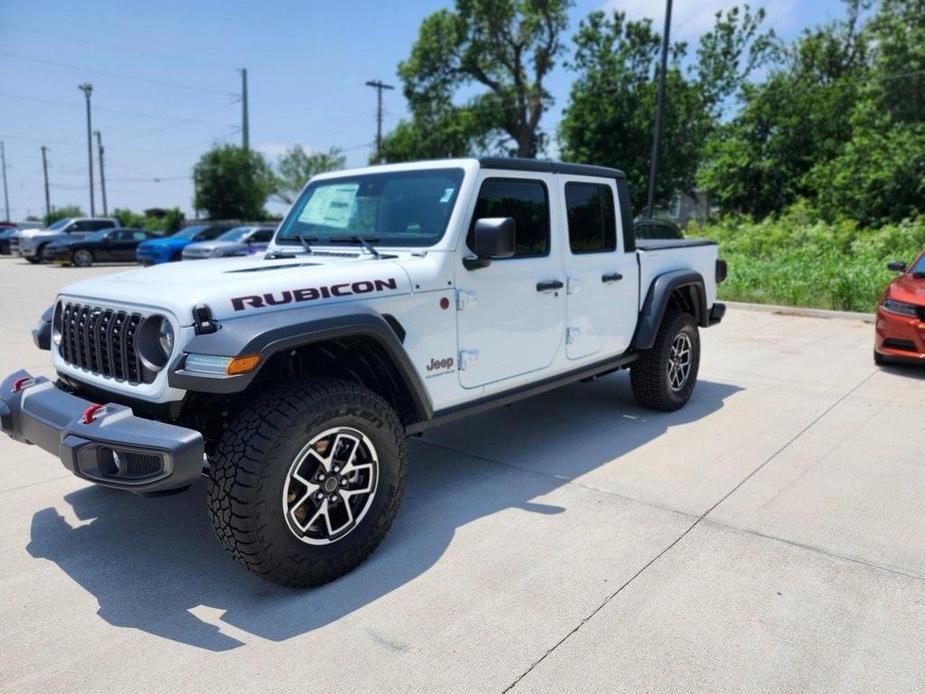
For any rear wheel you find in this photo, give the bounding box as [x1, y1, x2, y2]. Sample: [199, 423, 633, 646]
[631, 308, 700, 411]
[208, 377, 407, 587]
[72, 249, 94, 267]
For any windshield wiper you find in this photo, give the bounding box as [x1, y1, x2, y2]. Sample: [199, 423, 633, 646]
[297, 234, 315, 255]
[328, 235, 382, 259]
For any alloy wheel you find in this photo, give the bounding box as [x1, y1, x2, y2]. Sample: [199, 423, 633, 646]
[281, 427, 379, 545]
[667, 332, 692, 392]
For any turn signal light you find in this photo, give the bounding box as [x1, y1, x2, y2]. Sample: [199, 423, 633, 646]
[227, 354, 261, 375]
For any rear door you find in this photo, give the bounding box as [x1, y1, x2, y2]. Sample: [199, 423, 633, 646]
[456, 173, 566, 388]
[559, 176, 639, 360]
[110, 230, 141, 261]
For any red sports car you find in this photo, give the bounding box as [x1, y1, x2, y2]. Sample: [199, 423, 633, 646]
[874, 251, 925, 365]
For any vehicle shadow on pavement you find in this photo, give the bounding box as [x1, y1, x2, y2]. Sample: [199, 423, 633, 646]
[26, 373, 739, 652]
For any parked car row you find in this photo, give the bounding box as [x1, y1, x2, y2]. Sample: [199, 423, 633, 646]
[1, 218, 275, 267]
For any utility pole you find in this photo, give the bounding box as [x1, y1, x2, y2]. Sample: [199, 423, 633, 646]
[94, 131, 108, 215]
[365, 80, 394, 164]
[78, 83, 96, 216]
[41, 146, 51, 218]
[645, 0, 673, 219]
[0, 142, 9, 222]
[241, 68, 249, 150]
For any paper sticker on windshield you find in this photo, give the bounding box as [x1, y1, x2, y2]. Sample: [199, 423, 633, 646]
[439, 187, 455, 203]
[298, 184, 358, 228]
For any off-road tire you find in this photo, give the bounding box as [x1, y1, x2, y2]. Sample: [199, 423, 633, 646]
[208, 377, 407, 588]
[631, 308, 700, 411]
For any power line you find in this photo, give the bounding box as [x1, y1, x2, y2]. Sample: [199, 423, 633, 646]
[0, 51, 238, 96]
[0, 22, 237, 72]
[0, 91, 229, 126]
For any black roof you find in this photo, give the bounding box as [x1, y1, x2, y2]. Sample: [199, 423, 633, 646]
[478, 157, 625, 179]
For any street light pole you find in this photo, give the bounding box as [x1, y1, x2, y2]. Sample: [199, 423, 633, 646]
[241, 68, 249, 150]
[0, 142, 9, 222]
[41, 146, 51, 218]
[78, 83, 95, 216]
[94, 131, 108, 215]
[645, 0, 673, 219]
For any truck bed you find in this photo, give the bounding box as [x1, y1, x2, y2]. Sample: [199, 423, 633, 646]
[635, 238, 717, 251]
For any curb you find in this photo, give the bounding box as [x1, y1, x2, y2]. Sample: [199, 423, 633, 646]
[724, 301, 875, 324]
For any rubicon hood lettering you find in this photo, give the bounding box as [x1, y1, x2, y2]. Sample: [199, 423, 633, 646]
[231, 277, 399, 311]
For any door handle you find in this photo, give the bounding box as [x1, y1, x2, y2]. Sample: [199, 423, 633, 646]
[602, 272, 623, 283]
[536, 280, 564, 292]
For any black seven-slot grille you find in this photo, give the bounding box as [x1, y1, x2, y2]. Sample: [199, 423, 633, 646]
[59, 302, 145, 384]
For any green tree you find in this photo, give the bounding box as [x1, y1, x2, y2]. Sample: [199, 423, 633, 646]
[44, 205, 85, 225]
[193, 144, 275, 220]
[381, 0, 573, 161]
[275, 146, 346, 204]
[112, 208, 146, 228]
[698, 1, 870, 217]
[558, 6, 773, 213]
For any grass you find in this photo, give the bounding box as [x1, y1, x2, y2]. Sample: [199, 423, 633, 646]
[686, 212, 925, 313]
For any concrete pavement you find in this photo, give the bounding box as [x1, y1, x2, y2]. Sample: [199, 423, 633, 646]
[0, 257, 923, 692]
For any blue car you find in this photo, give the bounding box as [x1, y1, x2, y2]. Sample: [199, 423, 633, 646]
[135, 223, 235, 265]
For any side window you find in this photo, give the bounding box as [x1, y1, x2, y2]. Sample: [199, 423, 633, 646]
[89, 221, 114, 231]
[468, 179, 549, 258]
[252, 229, 273, 242]
[132, 231, 148, 241]
[200, 227, 225, 241]
[565, 182, 616, 254]
[69, 221, 88, 232]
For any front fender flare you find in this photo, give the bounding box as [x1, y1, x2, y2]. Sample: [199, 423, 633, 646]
[168, 304, 432, 420]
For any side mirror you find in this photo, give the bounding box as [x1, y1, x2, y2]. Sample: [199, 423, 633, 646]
[464, 217, 516, 270]
[887, 261, 907, 273]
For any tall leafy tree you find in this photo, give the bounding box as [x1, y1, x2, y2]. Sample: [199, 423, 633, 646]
[192, 144, 275, 220]
[275, 146, 346, 204]
[381, 0, 572, 161]
[558, 6, 773, 212]
[698, 1, 871, 218]
[558, 11, 705, 211]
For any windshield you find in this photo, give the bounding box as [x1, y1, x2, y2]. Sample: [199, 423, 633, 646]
[216, 226, 253, 242]
[47, 219, 71, 230]
[911, 253, 925, 275]
[172, 225, 208, 240]
[276, 168, 465, 247]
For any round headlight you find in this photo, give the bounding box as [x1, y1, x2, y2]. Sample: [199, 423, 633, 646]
[137, 315, 174, 373]
[158, 317, 174, 358]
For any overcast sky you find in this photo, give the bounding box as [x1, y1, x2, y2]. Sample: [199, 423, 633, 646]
[1, 0, 847, 221]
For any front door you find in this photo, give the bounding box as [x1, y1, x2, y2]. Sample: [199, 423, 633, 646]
[456, 174, 566, 389]
[559, 176, 639, 360]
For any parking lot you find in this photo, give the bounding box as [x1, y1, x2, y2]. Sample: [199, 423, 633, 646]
[1, 257, 923, 692]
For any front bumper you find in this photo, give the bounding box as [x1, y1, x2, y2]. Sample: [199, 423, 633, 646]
[0, 370, 204, 493]
[875, 306, 925, 363]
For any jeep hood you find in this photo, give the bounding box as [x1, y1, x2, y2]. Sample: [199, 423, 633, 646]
[57, 254, 415, 323]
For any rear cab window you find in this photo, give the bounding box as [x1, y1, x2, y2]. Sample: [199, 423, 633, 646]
[565, 182, 617, 254]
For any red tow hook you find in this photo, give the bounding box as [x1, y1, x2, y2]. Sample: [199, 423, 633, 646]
[11, 377, 34, 393]
[80, 403, 105, 425]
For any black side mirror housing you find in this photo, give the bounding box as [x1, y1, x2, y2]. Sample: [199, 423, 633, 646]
[887, 260, 907, 272]
[464, 217, 516, 270]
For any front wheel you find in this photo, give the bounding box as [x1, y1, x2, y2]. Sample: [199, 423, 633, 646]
[72, 249, 94, 267]
[208, 378, 407, 587]
[631, 309, 701, 411]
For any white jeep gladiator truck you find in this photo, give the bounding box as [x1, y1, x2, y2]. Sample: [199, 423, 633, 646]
[1, 158, 725, 587]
